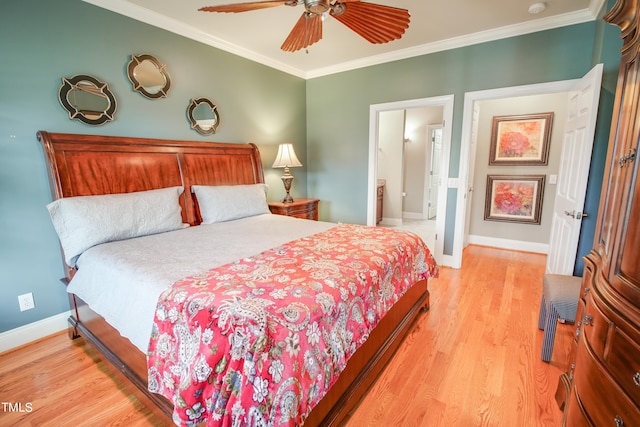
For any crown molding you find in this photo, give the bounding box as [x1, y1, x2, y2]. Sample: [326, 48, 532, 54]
[83, 0, 606, 79]
[306, 4, 605, 78]
[82, 0, 308, 78]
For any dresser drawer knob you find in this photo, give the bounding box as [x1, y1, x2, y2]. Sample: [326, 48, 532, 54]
[615, 415, 624, 427]
[583, 315, 593, 326]
[618, 147, 637, 168]
[634, 372, 640, 387]
[569, 364, 575, 381]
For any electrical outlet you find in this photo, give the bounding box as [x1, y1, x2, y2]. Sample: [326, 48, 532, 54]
[18, 293, 35, 312]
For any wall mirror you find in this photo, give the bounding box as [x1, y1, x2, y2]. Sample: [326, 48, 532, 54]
[187, 98, 219, 135]
[58, 74, 117, 126]
[126, 54, 171, 99]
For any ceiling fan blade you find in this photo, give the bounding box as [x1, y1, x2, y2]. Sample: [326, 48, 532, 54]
[330, 1, 410, 44]
[199, 1, 291, 13]
[281, 12, 323, 52]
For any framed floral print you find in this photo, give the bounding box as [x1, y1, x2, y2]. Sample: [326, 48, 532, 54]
[484, 175, 545, 224]
[489, 112, 554, 165]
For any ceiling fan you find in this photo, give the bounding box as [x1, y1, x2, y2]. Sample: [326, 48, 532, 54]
[199, 0, 410, 52]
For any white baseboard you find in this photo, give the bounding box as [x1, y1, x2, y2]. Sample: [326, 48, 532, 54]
[468, 234, 548, 254]
[380, 217, 403, 226]
[0, 311, 71, 353]
[402, 211, 426, 220]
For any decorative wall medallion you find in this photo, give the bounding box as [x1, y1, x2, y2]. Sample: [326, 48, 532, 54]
[187, 98, 219, 135]
[127, 54, 171, 99]
[58, 74, 117, 126]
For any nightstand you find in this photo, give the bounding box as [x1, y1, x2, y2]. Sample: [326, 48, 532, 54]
[269, 198, 319, 221]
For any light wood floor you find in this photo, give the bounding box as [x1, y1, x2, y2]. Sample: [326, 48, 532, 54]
[0, 245, 572, 426]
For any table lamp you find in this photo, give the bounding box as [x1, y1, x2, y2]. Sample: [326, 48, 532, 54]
[272, 143, 302, 203]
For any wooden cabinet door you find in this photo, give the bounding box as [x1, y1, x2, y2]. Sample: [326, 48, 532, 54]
[612, 143, 639, 305]
[595, 4, 640, 306]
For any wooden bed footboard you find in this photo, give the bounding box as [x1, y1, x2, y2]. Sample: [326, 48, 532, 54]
[69, 279, 429, 426]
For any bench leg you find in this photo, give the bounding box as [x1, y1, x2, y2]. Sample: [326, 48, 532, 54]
[541, 305, 560, 362]
[538, 294, 547, 330]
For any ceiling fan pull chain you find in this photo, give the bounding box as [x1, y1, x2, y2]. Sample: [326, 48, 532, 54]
[305, 12, 310, 53]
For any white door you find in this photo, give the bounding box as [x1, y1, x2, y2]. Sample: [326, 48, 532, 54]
[427, 126, 442, 219]
[546, 64, 604, 275]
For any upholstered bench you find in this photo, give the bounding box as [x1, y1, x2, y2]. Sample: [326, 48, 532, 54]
[538, 274, 582, 362]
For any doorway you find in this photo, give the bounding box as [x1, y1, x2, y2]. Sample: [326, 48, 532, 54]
[368, 95, 454, 266]
[456, 65, 603, 270]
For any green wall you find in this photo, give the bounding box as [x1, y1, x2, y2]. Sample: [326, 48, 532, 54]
[0, 0, 623, 334]
[0, 0, 307, 332]
[306, 18, 621, 261]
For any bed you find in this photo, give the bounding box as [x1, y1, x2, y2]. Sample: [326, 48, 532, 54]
[37, 130, 438, 426]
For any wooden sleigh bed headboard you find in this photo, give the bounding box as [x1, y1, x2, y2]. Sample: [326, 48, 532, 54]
[37, 131, 264, 226]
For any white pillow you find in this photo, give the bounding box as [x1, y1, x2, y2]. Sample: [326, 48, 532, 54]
[47, 186, 184, 267]
[192, 184, 270, 224]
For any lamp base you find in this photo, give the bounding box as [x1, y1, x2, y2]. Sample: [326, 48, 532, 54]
[281, 174, 294, 203]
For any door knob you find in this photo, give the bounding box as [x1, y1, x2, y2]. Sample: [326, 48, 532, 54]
[564, 210, 588, 219]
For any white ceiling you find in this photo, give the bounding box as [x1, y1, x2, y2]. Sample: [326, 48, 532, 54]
[84, 0, 605, 79]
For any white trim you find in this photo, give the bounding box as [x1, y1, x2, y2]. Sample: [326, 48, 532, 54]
[380, 217, 404, 226]
[82, 0, 606, 79]
[441, 254, 455, 267]
[82, 0, 307, 78]
[0, 311, 71, 354]
[369, 95, 454, 268]
[402, 211, 425, 220]
[307, 7, 602, 78]
[468, 235, 549, 254]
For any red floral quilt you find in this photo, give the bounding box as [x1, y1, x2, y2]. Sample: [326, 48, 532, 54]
[147, 224, 438, 427]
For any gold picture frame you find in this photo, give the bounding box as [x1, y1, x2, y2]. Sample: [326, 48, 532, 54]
[489, 112, 554, 165]
[484, 175, 545, 224]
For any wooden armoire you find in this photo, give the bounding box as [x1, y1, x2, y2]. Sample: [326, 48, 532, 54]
[559, 0, 640, 425]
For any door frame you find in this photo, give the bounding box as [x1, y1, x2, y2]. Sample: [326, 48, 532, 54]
[457, 78, 591, 268]
[368, 95, 454, 266]
[426, 124, 443, 220]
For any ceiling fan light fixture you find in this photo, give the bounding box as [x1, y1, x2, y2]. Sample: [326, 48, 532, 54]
[305, 0, 330, 14]
[330, 2, 346, 17]
[200, 0, 410, 52]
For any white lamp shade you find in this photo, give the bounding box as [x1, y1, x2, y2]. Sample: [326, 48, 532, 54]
[272, 143, 302, 168]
